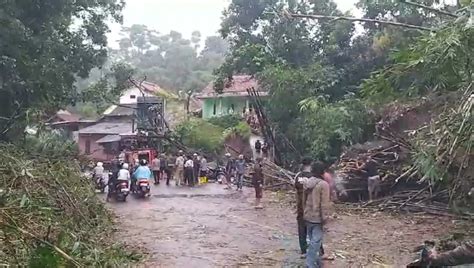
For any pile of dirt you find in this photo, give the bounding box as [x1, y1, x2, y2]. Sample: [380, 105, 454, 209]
[334, 93, 460, 202]
[0, 143, 138, 266]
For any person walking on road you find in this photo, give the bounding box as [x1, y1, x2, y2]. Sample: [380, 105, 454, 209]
[175, 151, 185, 186]
[151, 156, 160, 185]
[301, 161, 331, 268]
[184, 155, 194, 187]
[224, 153, 235, 190]
[252, 157, 264, 208]
[235, 154, 246, 191]
[294, 157, 312, 257]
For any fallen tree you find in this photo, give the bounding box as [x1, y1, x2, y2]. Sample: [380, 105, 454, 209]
[0, 141, 139, 266]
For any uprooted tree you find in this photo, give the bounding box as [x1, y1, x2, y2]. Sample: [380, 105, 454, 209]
[214, 0, 473, 205]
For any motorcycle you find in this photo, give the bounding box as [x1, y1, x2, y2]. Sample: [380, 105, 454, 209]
[108, 180, 129, 202]
[207, 166, 226, 183]
[133, 179, 151, 198]
[94, 173, 109, 193]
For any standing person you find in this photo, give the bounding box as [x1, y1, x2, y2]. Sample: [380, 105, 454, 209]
[359, 156, 380, 201]
[224, 153, 235, 190]
[302, 161, 331, 268]
[159, 154, 167, 182]
[252, 157, 264, 208]
[200, 155, 208, 184]
[261, 141, 269, 158]
[254, 139, 262, 157]
[165, 153, 174, 186]
[151, 156, 160, 185]
[193, 153, 200, 186]
[294, 157, 313, 258]
[235, 154, 246, 191]
[175, 151, 185, 186]
[184, 155, 194, 187]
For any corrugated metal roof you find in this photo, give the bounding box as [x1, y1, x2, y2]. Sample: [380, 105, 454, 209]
[78, 122, 133, 135]
[96, 134, 121, 144]
[104, 104, 136, 117]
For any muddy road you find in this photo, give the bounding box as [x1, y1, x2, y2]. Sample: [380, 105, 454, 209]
[105, 183, 459, 267]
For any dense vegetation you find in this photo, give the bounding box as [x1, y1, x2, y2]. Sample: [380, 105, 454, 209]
[215, 0, 473, 200]
[0, 134, 139, 266]
[74, 26, 229, 117]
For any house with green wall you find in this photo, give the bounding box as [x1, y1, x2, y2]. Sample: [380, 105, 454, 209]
[197, 75, 268, 119]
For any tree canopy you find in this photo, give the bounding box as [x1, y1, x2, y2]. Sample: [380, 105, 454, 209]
[0, 0, 125, 140]
[214, 0, 467, 162]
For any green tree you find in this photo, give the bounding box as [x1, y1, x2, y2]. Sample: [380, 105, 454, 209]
[0, 0, 124, 140]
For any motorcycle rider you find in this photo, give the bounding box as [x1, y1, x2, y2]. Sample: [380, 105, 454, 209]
[106, 161, 122, 201]
[118, 163, 131, 187]
[132, 159, 152, 193]
[93, 162, 105, 184]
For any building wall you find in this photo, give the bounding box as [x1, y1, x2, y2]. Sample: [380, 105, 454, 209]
[202, 96, 249, 119]
[78, 134, 116, 162]
[119, 88, 155, 104]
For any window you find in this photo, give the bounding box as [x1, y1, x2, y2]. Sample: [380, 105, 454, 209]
[130, 95, 136, 99]
[213, 102, 217, 115]
[85, 139, 91, 154]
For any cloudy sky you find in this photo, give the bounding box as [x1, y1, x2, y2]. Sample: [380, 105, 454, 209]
[110, 0, 359, 43]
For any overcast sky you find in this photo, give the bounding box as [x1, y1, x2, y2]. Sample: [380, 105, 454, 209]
[109, 0, 359, 43]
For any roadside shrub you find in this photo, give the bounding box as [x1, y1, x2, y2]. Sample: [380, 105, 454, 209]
[0, 143, 140, 266]
[207, 114, 242, 129]
[175, 119, 224, 154]
[223, 121, 252, 140]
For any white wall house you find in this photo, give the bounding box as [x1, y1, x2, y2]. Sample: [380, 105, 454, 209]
[119, 87, 155, 105]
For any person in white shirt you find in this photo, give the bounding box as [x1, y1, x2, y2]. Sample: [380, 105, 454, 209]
[184, 156, 194, 186]
[118, 163, 131, 183]
[175, 152, 185, 186]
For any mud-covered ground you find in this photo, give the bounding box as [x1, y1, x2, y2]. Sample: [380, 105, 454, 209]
[105, 183, 465, 267]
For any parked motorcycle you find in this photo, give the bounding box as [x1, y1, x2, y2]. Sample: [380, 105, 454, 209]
[108, 181, 129, 202]
[207, 166, 226, 183]
[133, 179, 151, 198]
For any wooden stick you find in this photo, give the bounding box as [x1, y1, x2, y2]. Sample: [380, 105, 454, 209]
[4, 223, 82, 267]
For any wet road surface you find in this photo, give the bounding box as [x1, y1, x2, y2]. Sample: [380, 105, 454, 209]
[104, 182, 460, 267]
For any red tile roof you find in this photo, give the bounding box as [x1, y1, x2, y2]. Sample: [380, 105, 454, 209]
[198, 75, 266, 99]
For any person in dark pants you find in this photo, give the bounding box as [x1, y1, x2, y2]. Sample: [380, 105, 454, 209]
[193, 153, 200, 186]
[159, 154, 167, 182]
[252, 157, 264, 208]
[184, 155, 194, 187]
[294, 157, 313, 257]
[165, 154, 173, 186]
[151, 156, 160, 185]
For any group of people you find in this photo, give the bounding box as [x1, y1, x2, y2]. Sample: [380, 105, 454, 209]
[294, 158, 336, 268]
[141, 151, 210, 188]
[254, 139, 269, 158]
[91, 158, 152, 200]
